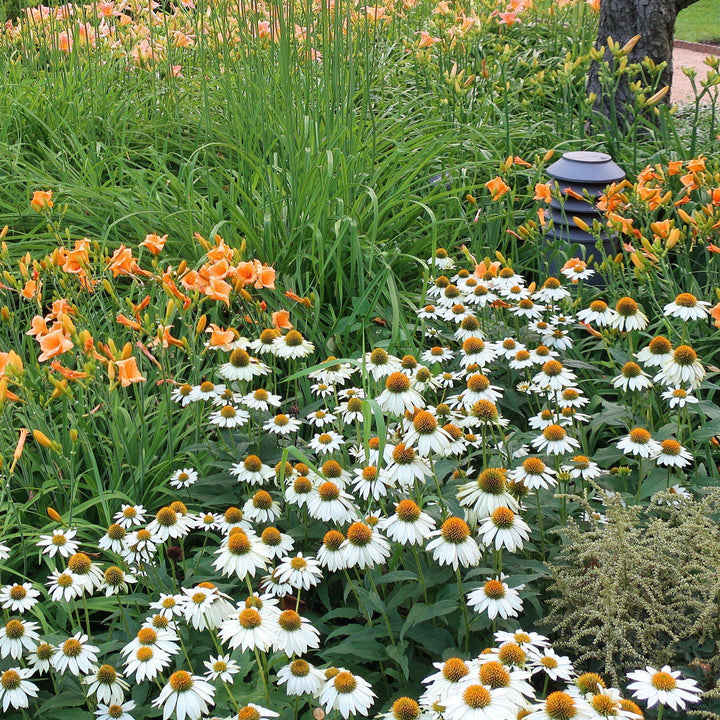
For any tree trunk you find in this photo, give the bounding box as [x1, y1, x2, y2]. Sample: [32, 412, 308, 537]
[587, 0, 700, 130]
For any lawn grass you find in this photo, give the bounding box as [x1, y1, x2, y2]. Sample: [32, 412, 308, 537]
[676, 0, 720, 44]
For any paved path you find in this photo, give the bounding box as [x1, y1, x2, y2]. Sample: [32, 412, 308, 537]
[672, 41, 719, 103]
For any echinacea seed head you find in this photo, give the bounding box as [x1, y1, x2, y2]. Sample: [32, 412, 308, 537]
[51, 533, 67, 546]
[396, 499, 421, 522]
[629, 428, 651, 444]
[170, 501, 188, 516]
[483, 579, 505, 599]
[227, 532, 251, 554]
[622, 361, 642, 377]
[179, 383, 193, 396]
[660, 439, 681, 455]
[491, 507, 515, 529]
[224, 507, 244, 524]
[541, 656, 559, 668]
[259, 328, 280, 344]
[386, 372, 410, 393]
[518, 299, 534, 310]
[463, 684, 492, 709]
[673, 344, 697, 365]
[619, 699, 643, 716]
[478, 467, 507, 494]
[471, 399, 498, 421]
[293, 476, 312, 494]
[460, 315, 480, 331]
[392, 443, 415, 464]
[273, 414, 289, 427]
[96, 664, 117, 684]
[479, 661, 510, 688]
[220, 405, 236, 419]
[68, 553, 91, 574]
[648, 336, 672, 354]
[543, 424, 566, 442]
[651, 671, 676, 691]
[290, 659, 310, 677]
[237, 706, 261, 720]
[443, 423, 463, 440]
[191, 592, 207, 605]
[62, 638, 83, 657]
[261, 527, 282, 545]
[136, 647, 154, 662]
[334, 671, 357, 693]
[137, 627, 157, 645]
[413, 410, 437, 434]
[347, 397, 363, 412]
[156, 507, 177, 527]
[442, 658, 468, 682]
[238, 608, 262, 629]
[542, 360, 563, 376]
[370, 348, 389, 365]
[615, 297, 639, 316]
[522, 457, 546, 474]
[122, 506, 138, 519]
[589, 300, 608, 312]
[322, 460, 343, 478]
[391, 697, 421, 720]
[544, 276, 561, 288]
[212, 660, 227, 673]
[361, 466, 378, 481]
[535, 345, 551, 357]
[200, 381, 215, 393]
[1, 670, 21, 690]
[151, 615, 169, 629]
[252, 491, 272, 509]
[434, 275, 450, 288]
[575, 672, 605, 694]
[169, 670, 193, 692]
[9, 585, 26, 600]
[253, 388, 269, 401]
[498, 642, 525, 666]
[290, 556, 307, 571]
[674, 292, 697, 307]
[283, 330, 303, 347]
[318, 482, 340, 501]
[429, 346, 445, 357]
[106, 523, 126, 540]
[278, 610, 302, 631]
[463, 337, 486, 355]
[347, 522, 372, 545]
[323, 530, 344, 550]
[440, 517, 470, 543]
[401, 354, 417, 369]
[244, 455, 262, 472]
[104, 567, 124, 586]
[545, 691, 578, 719]
[5, 620, 24, 639]
[590, 694, 618, 715]
[57, 573, 74, 588]
[467, 373, 490, 392]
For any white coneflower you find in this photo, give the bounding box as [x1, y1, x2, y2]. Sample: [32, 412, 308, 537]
[534, 276, 571, 303]
[150, 593, 184, 619]
[378, 499, 435, 546]
[83, 664, 130, 705]
[376, 372, 425, 415]
[525, 691, 592, 720]
[67, 551, 104, 593]
[428, 247, 455, 268]
[509, 349, 535, 370]
[98, 523, 128, 554]
[122, 528, 161, 565]
[663, 292, 711, 321]
[309, 357, 356, 386]
[556, 387, 589, 409]
[543, 327, 573, 351]
[452, 373, 503, 408]
[277, 658, 326, 697]
[169, 468, 199, 490]
[235, 704, 278, 720]
[203, 654, 240, 684]
[264, 413, 302, 435]
[0, 583, 40, 614]
[241, 387, 282, 412]
[147, 506, 193, 542]
[403, 410, 453, 456]
[635, 335, 673, 368]
[656, 344, 705, 389]
[533, 360, 577, 392]
[213, 529, 269, 580]
[275, 553, 323, 591]
[417, 303, 441, 319]
[341, 522, 391, 569]
[577, 300, 617, 327]
[36, 528, 80, 558]
[95, 700, 136, 720]
[259, 527, 294, 560]
[218, 349, 269, 381]
[363, 348, 402, 381]
[46, 569, 84, 602]
[466, 284, 499, 308]
[171, 382, 196, 406]
[336, 396, 366, 424]
[284, 475, 316, 508]
[456, 467, 518, 522]
[351, 466, 394, 501]
[124, 645, 171, 682]
[421, 346, 455, 364]
[508, 457, 556, 490]
[320, 669, 376, 719]
[511, 298, 544, 320]
[249, 328, 282, 356]
[500, 283, 531, 302]
[626, 665, 701, 711]
[421, 657, 471, 704]
[584, 688, 642, 719]
[655, 438, 693, 467]
[661, 387, 698, 408]
[306, 408, 337, 427]
[114, 504, 146, 528]
[308, 430, 346, 455]
[122, 627, 179, 661]
[0, 667, 38, 712]
[243, 490, 281, 524]
[384, 442, 432, 490]
[494, 629, 550, 650]
[529, 344, 559, 365]
[209, 404, 250, 428]
[0, 619, 39, 660]
[467, 576, 524, 619]
[231, 455, 275, 486]
[100, 566, 137, 596]
[273, 610, 320, 657]
[611, 297, 648, 332]
[478, 507, 531, 552]
[529, 647, 574, 681]
[474, 660, 535, 709]
[152, 670, 215, 720]
[616, 428, 661, 459]
[190, 380, 226, 402]
[443, 684, 516, 720]
[218, 606, 277, 652]
[562, 455, 602, 481]
[317, 530, 347, 572]
[532, 424, 580, 455]
[426, 517, 481, 570]
[52, 633, 100, 676]
[180, 583, 235, 631]
[612, 362, 653, 392]
[307, 481, 357, 524]
[273, 330, 315, 359]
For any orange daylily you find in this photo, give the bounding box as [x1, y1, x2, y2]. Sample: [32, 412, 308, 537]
[711, 188, 720, 205]
[140, 233, 168, 255]
[50, 361, 88, 380]
[711, 302, 720, 329]
[31, 190, 53, 212]
[534, 183, 552, 203]
[115, 357, 146, 387]
[485, 176, 510, 201]
[235, 261, 258, 287]
[205, 324, 235, 349]
[667, 160, 683, 175]
[474, 260, 501, 278]
[271, 310, 293, 330]
[37, 327, 73, 362]
[156, 325, 184, 349]
[254, 263, 276, 289]
[116, 313, 142, 331]
[285, 290, 313, 308]
[417, 30, 440, 48]
[0, 351, 23, 377]
[204, 277, 232, 305]
[687, 156, 706, 173]
[707, 243, 720, 254]
[27, 315, 49, 337]
[20, 280, 41, 300]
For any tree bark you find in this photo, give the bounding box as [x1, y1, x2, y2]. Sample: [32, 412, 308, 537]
[587, 0, 700, 130]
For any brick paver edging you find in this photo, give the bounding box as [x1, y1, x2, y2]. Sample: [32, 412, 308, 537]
[674, 39, 720, 56]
